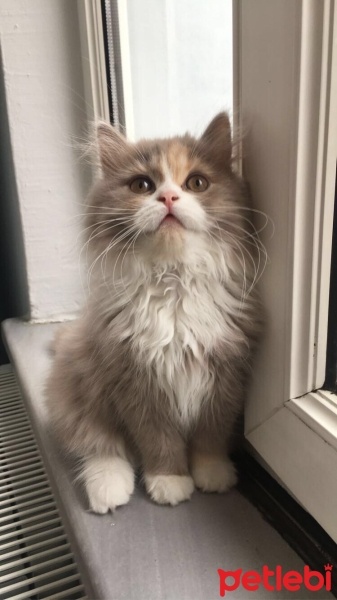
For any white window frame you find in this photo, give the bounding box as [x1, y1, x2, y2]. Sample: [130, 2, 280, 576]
[77, 0, 135, 136]
[77, 0, 110, 122]
[234, 0, 337, 541]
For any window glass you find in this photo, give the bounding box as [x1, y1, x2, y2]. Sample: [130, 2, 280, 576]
[122, 0, 232, 139]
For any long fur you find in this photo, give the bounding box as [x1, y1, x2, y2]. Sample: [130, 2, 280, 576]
[46, 113, 263, 511]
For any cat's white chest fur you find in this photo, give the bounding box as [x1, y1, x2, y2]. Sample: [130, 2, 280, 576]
[113, 263, 232, 426]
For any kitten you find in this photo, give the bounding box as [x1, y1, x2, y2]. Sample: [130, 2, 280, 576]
[46, 113, 261, 512]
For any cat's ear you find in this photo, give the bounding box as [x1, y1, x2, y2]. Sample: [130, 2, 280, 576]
[199, 112, 232, 168]
[96, 122, 130, 176]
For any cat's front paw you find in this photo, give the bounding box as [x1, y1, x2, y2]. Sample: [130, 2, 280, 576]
[145, 474, 194, 506]
[191, 454, 237, 493]
[83, 456, 135, 514]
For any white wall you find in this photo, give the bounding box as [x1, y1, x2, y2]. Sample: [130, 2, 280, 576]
[0, 0, 88, 321]
[126, 0, 233, 139]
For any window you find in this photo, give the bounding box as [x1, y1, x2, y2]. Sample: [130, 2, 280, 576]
[234, 0, 337, 541]
[102, 0, 233, 139]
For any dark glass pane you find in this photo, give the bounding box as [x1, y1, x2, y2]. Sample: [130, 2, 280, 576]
[324, 165, 337, 392]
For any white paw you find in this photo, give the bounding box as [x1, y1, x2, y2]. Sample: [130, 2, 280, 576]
[83, 456, 134, 514]
[192, 455, 238, 493]
[145, 474, 194, 506]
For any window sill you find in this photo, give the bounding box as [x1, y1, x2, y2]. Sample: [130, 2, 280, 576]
[289, 390, 337, 451]
[247, 395, 337, 543]
[3, 317, 319, 600]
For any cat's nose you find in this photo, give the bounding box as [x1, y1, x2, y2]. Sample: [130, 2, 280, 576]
[157, 191, 179, 208]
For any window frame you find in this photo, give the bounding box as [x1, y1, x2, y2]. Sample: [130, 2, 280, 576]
[77, 0, 110, 122]
[234, 0, 337, 541]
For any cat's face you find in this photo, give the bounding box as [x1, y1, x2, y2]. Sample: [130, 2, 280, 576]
[86, 113, 247, 266]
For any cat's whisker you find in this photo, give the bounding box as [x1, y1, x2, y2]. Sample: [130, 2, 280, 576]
[110, 229, 142, 300]
[206, 206, 274, 237]
[76, 218, 120, 245]
[216, 213, 269, 237]
[209, 224, 262, 299]
[78, 222, 120, 295]
[222, 235, 249, 300]
[99, 235, 138, 308]
[211, 214, 268, 257]
[80, 217, 136, 245]
[116, 227, 147, 305]
[202, 211, 256, 290]
[100, 223, 141, 289]
[79, 218, 136, 257]
[75, 200, 137, 211]
[86, 225, 138, 293]
[206, 208, 268, 236]
[72, 213, 137, 223]
[78, 222, 125, 289]
[203, 229, 231, 279]
[215, 226, 267, 269]
[223, 226, 268, 294]
[207, 224, 248, 300]
[92, 225, 137, 271]
[206, 205, 268, 216]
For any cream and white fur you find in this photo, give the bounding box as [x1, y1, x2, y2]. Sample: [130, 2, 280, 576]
[46, 113, 262, 511]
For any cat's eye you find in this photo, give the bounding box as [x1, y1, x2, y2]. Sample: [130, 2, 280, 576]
[185, 174, 209, 193]
[129, 176, 154, 195]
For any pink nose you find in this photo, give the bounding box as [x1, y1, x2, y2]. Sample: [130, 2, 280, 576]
[157, 191, 179, 208]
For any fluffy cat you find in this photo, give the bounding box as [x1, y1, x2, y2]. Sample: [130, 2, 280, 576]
[46, 113, 262, 512]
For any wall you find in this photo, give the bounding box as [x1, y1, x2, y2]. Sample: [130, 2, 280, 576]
[0, 47, 29, 362]
[0, 0, 89, 321]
